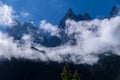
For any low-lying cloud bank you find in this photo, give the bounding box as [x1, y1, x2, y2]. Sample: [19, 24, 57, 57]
[1, 16, 120, 64]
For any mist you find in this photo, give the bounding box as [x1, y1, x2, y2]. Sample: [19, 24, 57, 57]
[0, 15, 120, 64]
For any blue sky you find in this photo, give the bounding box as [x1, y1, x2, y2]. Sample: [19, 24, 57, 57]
[2, 0, 120, 25]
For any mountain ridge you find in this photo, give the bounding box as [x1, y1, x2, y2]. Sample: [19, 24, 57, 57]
[6, 6, 120, 47]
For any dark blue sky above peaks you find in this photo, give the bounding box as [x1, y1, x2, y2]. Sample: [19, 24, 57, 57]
[2, 0, 120, 25]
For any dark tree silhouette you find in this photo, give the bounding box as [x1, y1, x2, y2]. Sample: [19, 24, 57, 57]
[61, 64, 80, 80]
[61, 64, 72, 80]
[72, 70, 80, 80]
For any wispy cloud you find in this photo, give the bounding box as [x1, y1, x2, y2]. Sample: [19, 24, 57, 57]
[20, 11, 29, 18]
[39, 20, 59, 36]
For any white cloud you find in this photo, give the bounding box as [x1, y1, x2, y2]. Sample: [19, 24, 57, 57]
[20, 12, 29, 18]
[0, 1, 16, 26]
[37, 16, 120, 64]
[1, 14, 120, 64]
[39, 20, 59, 36]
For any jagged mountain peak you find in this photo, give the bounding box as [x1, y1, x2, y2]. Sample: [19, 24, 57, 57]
[7, 6, 120, 48]
[58, 8, 91, 29]
[65, 8, 74, 17]
[110, 6, 120, 17]
[67, 8, 73, 12]
[83, 13, 92, 20]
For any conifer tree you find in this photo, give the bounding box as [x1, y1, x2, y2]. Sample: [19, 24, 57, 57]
[61, 64, 80, 80]
[61, 64, 72, 80]
[72, 70, 80, 80]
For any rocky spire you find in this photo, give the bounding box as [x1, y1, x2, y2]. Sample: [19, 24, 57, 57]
[110, 6, 120, 17]
[58, 8, 91, 29]
[65, 8, 74, 18]
[83, 13, 92, 20]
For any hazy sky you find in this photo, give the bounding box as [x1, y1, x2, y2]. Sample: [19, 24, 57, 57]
[2, 0, 120, 25]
